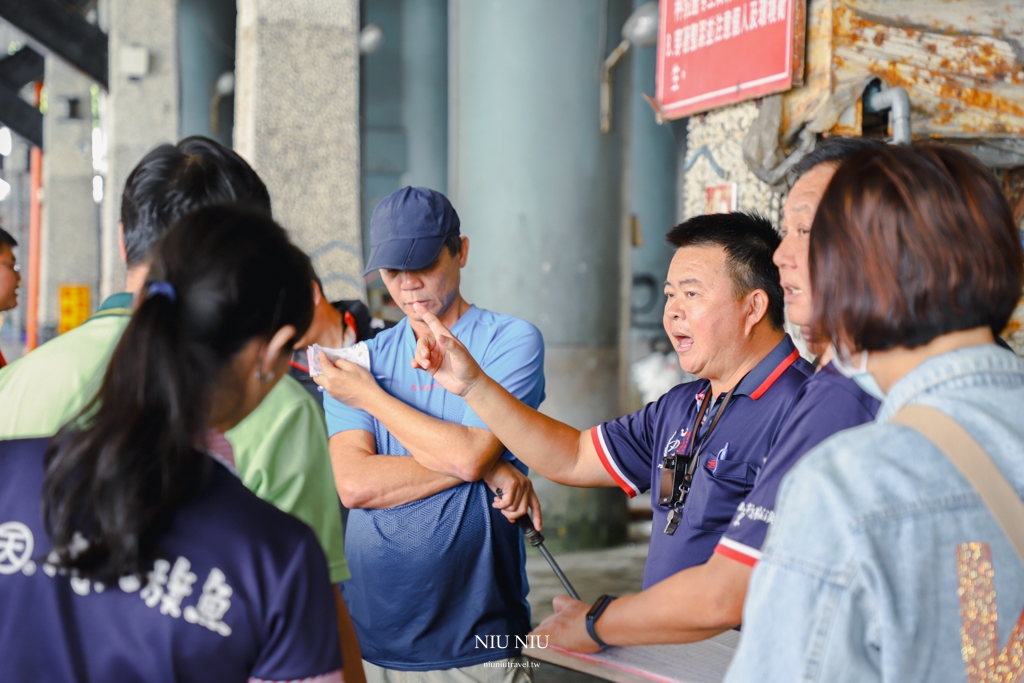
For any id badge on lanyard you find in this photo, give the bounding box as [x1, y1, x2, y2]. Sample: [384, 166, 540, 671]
[659, 386, 735, 535]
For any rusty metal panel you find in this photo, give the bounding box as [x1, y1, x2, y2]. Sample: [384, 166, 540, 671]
[781, 0, 834, 142]
[833, 0, 1024, 138]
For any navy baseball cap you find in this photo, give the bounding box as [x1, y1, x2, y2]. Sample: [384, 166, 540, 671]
[363, 187, 461, 276]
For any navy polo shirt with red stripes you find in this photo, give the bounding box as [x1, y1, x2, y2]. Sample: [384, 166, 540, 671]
[714, 361, 880, 568]
[592, 335, 813, 589]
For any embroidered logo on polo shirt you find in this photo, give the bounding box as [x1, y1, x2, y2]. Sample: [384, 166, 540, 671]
[733, 501, 775, 526]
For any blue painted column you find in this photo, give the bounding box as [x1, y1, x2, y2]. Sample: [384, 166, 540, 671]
[450, 0, 632, 550]
[400, 0, 447, 193]
[627, 0, 678, 337]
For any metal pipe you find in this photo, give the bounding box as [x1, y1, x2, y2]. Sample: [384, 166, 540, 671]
[868, 86, 911, 145]
[601, 38, 631, 134]
[537, 544, 582, 601]
[26, 81, 43, 352]
[516, 515, 582, 601]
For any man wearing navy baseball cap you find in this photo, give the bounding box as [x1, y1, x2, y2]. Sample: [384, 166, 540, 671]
[315, 187, 547, 682]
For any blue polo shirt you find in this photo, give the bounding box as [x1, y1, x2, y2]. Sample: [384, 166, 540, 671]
[592, 336, 812, 588]
[0, 438, 342, 683]
[324, 306, 545, 671]
[714, 361, 880, 566]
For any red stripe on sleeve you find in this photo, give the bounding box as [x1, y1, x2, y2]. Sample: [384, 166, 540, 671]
[714, 542, 759, 567]
[591, 427, 639, 498]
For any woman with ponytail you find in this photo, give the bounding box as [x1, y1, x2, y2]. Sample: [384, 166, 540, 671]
[0, 205, 344, 683]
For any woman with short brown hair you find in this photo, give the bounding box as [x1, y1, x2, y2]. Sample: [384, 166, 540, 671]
[724, 143, 1024, 683]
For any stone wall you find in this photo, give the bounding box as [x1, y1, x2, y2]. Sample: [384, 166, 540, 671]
[234, 0, 363, 302]
[681, 100, 783, 222]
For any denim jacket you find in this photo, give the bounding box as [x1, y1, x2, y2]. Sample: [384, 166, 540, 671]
[724, 344, 1024, 683]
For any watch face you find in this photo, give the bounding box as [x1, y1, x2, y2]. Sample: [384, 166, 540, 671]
[587, 594, 611, 619]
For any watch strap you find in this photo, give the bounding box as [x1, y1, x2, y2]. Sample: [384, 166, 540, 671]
[585, 594, 616, 650]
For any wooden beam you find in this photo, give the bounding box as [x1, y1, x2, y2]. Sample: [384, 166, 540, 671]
[0, 0, 108, 88]
[0, 47, 45, 91]
[0, 81, 42, 147]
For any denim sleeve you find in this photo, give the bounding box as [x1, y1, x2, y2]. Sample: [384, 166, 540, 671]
[724, 443, 879, 682]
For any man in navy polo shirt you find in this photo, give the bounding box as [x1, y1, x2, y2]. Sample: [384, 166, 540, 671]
[513, 138, 885, 652]
[411, 211, 812, 649]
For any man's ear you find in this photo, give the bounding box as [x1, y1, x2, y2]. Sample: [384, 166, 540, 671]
[311, 280, 323, 306]
[743, 289, 769, 337]
[117, 222, 128, 265]
[262, 325, 298, 374]
[458, 236, 469, 267]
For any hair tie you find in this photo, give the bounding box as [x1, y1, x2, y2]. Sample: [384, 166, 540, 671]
[148, 281, 177, 303]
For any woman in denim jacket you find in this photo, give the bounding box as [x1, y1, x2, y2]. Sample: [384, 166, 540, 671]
[725, 143, 1024, 683]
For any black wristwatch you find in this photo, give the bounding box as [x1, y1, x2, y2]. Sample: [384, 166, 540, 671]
[585, 594, 617, 650]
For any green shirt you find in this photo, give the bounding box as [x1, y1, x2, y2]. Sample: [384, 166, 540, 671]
[227, 373, 350, 582]
[0, 293, 350, 583]
[0, 293, 133, 438]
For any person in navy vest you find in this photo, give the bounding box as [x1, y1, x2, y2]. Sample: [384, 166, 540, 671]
[0, 207, 343, 682]
[412, 212, 813, 652]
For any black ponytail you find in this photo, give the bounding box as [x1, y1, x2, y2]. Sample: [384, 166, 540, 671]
[42, 206, 314, 583]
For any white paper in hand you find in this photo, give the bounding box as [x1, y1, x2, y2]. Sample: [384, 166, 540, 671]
[306, 342, 371, 377]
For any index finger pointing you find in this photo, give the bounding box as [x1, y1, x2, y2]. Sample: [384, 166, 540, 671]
[422, 311, 454, 340]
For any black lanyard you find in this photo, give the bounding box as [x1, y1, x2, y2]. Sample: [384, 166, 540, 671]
[661, 384, 736, 535]
[683, 385, 735, 481]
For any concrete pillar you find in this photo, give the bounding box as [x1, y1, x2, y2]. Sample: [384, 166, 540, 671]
[450, 0, 632, 551]
[234, 0, 363, 301]
[627, 8, 678, 338]
[101, 0, 180, 299]
[399, 0, 447, 193]
[40, 58, 100, 341]
[179, 0, 236, 148]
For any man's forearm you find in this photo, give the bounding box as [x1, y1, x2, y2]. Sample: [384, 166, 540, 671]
[333, 450, 466, 509]
[597, 554, 750, 646]
[462, 375, 592, 485]
[359, 388, 501, 481]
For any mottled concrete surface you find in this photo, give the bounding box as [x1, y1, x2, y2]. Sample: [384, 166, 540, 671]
[235, 0, 364, 301]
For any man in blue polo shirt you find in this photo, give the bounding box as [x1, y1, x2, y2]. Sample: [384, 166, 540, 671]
[411, 211, 812, 649]
[313, 187, 545, 682]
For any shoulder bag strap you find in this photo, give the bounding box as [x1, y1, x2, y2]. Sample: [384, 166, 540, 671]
[892, 404, 1024, 565]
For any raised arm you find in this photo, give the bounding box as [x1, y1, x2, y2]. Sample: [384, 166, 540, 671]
[411, 312, 616, 489]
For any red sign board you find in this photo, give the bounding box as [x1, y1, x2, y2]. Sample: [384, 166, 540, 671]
[656, 0, 805, 119]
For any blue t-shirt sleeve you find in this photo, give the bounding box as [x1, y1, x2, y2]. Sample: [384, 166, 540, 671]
[323, 393, 374, 438]
[591, 399, 663, 498]
[323, 336, 381, 439]
[718, 370, 880, 563]
[249, 526, 343, 680]
[461, 319, 546, 428]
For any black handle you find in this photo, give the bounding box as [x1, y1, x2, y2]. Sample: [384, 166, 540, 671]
[516, 514, 545, 547]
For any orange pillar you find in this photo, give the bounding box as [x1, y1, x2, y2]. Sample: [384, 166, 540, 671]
[26, 82, 43, 352]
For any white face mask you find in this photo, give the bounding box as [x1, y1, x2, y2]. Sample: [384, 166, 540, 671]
[832, 346, 886, 401]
